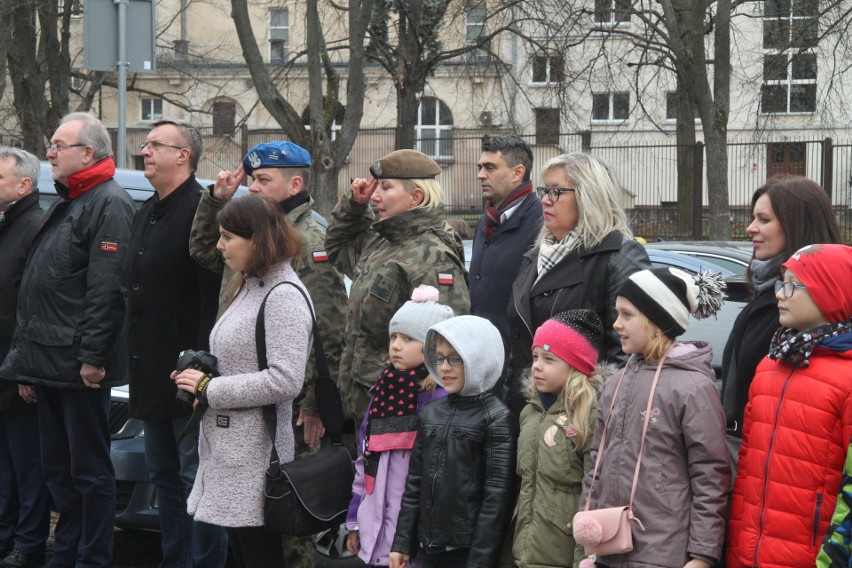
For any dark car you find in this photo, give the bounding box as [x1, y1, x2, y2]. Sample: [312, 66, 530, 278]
[645, 240, 753, 275]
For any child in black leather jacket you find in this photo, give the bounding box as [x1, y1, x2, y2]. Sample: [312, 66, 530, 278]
[390, 315, 518, 568]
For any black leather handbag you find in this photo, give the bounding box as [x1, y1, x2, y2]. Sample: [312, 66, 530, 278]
[256, 282, 355, 537]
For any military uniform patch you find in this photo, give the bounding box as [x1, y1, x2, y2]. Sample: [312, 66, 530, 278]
[216, 415, 230, 428]
[438, 272, 454, 285]
[312, 250, 328, 262]
[369, 273, 396, 302]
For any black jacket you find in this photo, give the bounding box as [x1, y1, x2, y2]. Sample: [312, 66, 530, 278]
[124, 176, 220, 420]
[392, 392, 517, 567]
[720, 287, 780, 436]
[0, 172, 135, 388]
[506, 231, 650, 414]
[0, 191, 44, 411]
[470, 190, 542, 349]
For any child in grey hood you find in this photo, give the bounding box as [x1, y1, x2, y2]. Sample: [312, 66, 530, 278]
[390, 316, 518, 568]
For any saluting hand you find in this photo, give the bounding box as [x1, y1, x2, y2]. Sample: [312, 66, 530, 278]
[212, 165, 246, 202]
[351, 177, 378, 204]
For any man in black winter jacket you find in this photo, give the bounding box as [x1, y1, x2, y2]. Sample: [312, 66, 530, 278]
[0, 147, 50, 568]
[0, 113, 135, 568]
[125, 119, 226, 567]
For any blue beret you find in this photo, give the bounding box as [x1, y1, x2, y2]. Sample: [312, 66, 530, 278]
[242, 141, 311, 175]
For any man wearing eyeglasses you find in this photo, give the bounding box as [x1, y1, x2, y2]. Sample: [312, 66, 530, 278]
[124, 119, 227, 567]
[469, 136, 542, 391]
[0, 113, 135, 568]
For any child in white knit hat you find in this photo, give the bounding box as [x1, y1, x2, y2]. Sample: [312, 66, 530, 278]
[345, 285, 453, 567]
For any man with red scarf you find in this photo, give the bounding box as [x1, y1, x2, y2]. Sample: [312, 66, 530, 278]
[0, 113, 134, 568]
[469, 136, 542, 400]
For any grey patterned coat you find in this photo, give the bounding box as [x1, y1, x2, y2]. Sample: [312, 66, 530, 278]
[187, 261, 312, 527]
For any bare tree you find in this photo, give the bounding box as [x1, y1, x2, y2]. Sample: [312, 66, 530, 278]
[366, 0, 559, 149]
[230, 0, 373, 215]
[2, 0, 102, 153]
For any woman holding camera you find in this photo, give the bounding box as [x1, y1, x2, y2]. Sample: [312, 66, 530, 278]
[173, 194, 313, 567]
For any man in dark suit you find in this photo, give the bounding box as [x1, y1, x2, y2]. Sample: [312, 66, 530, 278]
[126, 119, 226, 567]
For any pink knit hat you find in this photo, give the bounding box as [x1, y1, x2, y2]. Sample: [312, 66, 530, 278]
[532, 309, 602, 375]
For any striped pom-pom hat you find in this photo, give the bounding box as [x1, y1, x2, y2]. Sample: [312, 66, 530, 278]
[617, 267, 725, 339]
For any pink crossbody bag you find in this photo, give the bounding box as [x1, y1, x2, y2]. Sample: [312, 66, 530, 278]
[572, 350, 670, 559]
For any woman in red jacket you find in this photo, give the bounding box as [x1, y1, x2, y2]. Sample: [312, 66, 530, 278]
[728, 244, 852, 567]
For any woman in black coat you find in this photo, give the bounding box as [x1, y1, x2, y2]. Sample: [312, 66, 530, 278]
[506, 152, 650, 415]
[720, 175, 841, 467]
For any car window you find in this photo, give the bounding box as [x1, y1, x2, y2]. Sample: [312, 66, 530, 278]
[676, 253, 748, 275]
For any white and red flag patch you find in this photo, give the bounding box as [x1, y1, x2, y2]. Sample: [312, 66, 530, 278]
[438, 273, 454, 285]
[312, 251, 329, 262]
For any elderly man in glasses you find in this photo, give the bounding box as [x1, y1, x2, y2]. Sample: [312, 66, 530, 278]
[0, 112, 135, 567]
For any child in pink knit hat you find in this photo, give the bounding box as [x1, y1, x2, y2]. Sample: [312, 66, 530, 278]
[512, 309, 606, 568]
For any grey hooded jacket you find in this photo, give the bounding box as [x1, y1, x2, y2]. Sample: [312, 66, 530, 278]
[392, 316, 518, 567]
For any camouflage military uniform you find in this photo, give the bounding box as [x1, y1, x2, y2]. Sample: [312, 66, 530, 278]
[190, 187, 347, 567]
[325, 192, 470, 423]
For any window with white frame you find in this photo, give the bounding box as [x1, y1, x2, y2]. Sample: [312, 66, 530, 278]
[591, 92, 629, 122]
[594, 0, 631, 24]
[269, 8, 289, 64]
[531, 53, 564, 84]
[465, 5, 490, 63]
[141, 97, 163, 122]
[761, 0, 817, 113]
[416, 97, 454, 160]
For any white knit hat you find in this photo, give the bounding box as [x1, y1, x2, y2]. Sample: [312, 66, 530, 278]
[388, 285, 454, 343]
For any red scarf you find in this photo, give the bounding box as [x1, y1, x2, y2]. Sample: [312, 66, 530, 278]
[66, 158, 117, 199]
[485, 181, 532, 237]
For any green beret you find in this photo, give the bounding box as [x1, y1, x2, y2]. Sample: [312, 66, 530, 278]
[369, 149, 441, 180]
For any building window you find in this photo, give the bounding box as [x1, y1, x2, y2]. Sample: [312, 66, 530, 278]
[269, 8, 289, 64]
[416, 96, 453, 160]
[531, 54, 564, 84]
[594, 0, 631, 24]
[465, 5, 490, 64]
[141, 97, 163, 122]
[212, 101, 236, 135]
[665, 92, 700, 120]
[761, 0, 817, 113]
[535, 108, 560, 145]
[591, 92, 629, 122]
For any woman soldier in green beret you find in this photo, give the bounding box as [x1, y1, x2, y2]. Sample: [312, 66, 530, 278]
[325, 149, 470, 423]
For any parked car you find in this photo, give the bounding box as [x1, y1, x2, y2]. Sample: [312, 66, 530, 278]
[645, 240, 753, 275]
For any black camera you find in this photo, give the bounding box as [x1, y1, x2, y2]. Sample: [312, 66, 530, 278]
[175, 349, 220, 405]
